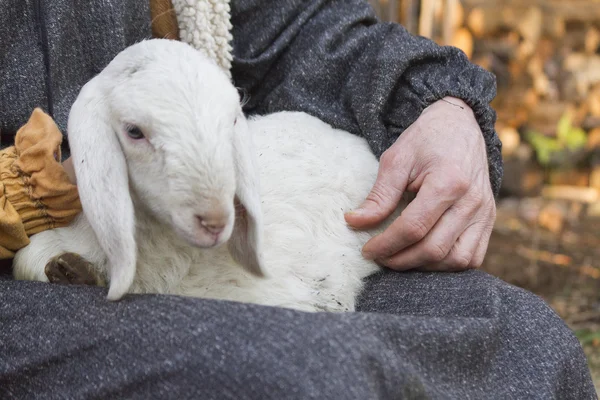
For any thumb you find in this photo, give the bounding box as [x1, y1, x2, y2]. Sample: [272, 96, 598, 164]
[345, 161, 408, 228]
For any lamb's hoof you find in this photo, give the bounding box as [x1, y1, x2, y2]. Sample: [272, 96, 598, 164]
[45, 253, 102, 286]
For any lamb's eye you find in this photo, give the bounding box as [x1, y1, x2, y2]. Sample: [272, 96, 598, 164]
[126, 125, 145, 140]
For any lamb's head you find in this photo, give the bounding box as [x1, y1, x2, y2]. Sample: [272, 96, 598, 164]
[103, 41, 243, 248]
[67, 39, 264, 301]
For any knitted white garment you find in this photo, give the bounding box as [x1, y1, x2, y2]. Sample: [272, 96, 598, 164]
[171, 0, 234, 78]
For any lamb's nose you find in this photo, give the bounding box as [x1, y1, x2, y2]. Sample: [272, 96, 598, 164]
[196, 214, 227, 235]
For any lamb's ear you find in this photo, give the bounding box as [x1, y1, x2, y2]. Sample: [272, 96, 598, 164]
[228, 115, 265, 277]
[67, 78, 137, 300]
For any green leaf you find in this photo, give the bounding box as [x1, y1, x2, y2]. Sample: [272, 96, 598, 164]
[556, 113, 587, 151]
[525, 130, 562, 165]
[556, 113, 572, 143]
[565, 127, 587, 150]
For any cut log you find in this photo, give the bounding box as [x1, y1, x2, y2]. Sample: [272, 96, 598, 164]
[442, 0, 458, 45]
[542, 185, 599, 203]
[538, 202, 567, 234]
[585, 87, 600, 117]
[451, 27, 473, 58]
[419, 0, 436, 38]
[548, 169, 590, 187]
[543, 13, 566, 39]
[451, 0, 464, 29]
[587, 127, 600, 149]
[524, 88, 540, 111]
[582, 116, 600, 130]
[466, 7, 486, 38]
[466, 7, 512, 38]
[498, 126, 521, 158]
[495, 103, 530, 130]
[473, 37, 519, 60]
[516, 6, 543, 46]
[573, 101, 590, 127]
[527, 54, 544, 77]
[585, 26, 600, 54]
[586, 201, 600, 217]
[462, 0, 600, 24]
[401, 0, 419, 34]
[591, 165, 600, 191]
[472, 53, 493, 71]
[533, 73, 551, 97]
[563, 53, 600, 98]
[527, 101, 571, 134]
[500, 156, 545, 198]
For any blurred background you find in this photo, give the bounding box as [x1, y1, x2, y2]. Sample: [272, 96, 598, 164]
[369, 0, 600, 390]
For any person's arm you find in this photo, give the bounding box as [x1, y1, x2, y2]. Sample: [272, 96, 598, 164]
[230, 0, 502, 196]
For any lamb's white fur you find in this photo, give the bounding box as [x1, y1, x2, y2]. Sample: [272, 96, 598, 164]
[12, 39, 407, 312]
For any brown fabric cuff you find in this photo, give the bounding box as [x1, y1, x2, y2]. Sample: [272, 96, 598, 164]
[0, 108, 82, 259]
[0, 164, 30, 258]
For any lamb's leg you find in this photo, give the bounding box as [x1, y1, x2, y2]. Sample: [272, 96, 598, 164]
[13, 214, 107, 286]
[13, 230, 67, 282]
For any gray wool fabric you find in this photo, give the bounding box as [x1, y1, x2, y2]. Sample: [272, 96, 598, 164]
[0, 0, 594, 398]
[0, 269, 596, 399]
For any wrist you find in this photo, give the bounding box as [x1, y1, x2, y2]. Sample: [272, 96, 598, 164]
[425, 96, 475, 118]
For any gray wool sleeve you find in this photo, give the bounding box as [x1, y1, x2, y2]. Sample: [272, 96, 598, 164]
[230, 0, 503, 196]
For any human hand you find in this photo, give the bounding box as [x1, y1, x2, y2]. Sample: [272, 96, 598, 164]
[344, 97, 496, 271]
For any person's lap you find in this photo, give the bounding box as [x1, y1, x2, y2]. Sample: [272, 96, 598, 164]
[0, 264, 595, 399]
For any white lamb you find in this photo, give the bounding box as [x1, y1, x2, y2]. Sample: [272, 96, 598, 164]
[13, 39, 408, 312]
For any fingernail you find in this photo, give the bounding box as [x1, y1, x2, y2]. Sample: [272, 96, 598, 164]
[350, 206, 369, 216]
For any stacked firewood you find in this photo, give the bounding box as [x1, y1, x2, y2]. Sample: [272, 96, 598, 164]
[371, 0, 600, 206]
[464, 1, 600, 196]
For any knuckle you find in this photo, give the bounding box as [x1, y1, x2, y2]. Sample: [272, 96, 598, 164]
[468, 189, 484, 207]
[381, 256, 404, 270]
[372, 234, 401, 259]
[430, 177, 462, 199]
[424, 242, 450, 262]
[379, 242, 397, 258]
[366, 184, 391, 207]
[438, 165, 470, 196]
[470, 254, 484, 268]
[403, 219, 429, 243]
[379, 150, 397, 170]
[453, 173, 471, 195]
[451, 251, 473, 269]
[428, 178, 448, 197]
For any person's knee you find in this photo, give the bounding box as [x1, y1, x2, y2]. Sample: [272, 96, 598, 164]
[498, 281, 576, 345]
[496, 281, 595, 396]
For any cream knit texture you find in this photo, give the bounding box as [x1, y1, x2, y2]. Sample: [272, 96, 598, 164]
[172, 0, 234, 78]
